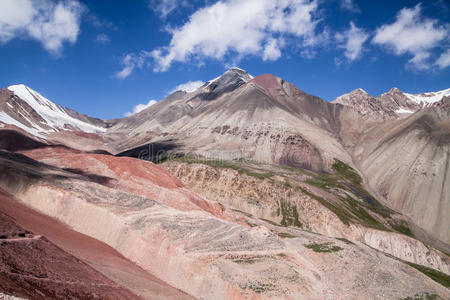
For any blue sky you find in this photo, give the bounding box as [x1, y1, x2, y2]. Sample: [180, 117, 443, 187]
[0, 0, 449, 119]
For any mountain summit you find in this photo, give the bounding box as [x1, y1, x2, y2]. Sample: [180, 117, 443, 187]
[332, 88, 393, 117]
[0, 84, 107, 138]
[334, 86, 450, 117]
[191, 67, 254, 101]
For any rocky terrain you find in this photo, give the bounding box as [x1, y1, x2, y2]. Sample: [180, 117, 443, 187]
[0, 145, 448, 299]
[0, 68, 449, 299]
[0, 192, 139, 300]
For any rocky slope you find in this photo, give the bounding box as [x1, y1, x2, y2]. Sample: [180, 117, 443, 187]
[0, 187, 193, 300]
[0, 193, 139, 300]
[0, 147, 448, 299]
[332, 88, 395, 118]
[112, 70, 353, 175]
[162, 159, 450, 274]
[331, 85, 450, 245]
[354, 104, 450, 244]
[0, 85, 111, 152]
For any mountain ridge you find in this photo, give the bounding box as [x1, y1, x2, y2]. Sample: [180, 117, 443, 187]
[1, 68, 450, 299]
[1, 69, 449, 246]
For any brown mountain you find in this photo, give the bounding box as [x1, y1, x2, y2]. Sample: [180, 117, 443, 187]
[0, 69, 449, 299]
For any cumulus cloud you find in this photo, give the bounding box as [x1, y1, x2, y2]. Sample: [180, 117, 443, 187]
[372, 4, 448, 70]
[0, 0, 84, 55]
[149, 0, 322, 71]
[95, 33, 110, 44]
[125, 99, 158, 117]
[263, 38, 282, 61]
[435, 49, 450, 69]
[170, 80, 204, 93]
[336, 21, 368, 61]
[114, 53, 148, 79]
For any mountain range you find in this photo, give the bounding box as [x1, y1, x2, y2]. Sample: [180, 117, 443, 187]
[0, 68, 449, 299]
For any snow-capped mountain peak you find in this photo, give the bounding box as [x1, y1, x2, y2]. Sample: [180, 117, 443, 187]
[404, 88, 450, 107]
[0, 84, 106, 138]
[205, 68, 253, 88]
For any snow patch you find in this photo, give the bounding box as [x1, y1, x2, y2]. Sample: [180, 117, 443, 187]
[404, 88, 450, 106]
[230, 67, 254, 78]
[205, 69, 253, 91]
[7, 84, 105, 134]
[395, 108, 414, 114]
[0, 112, 45, 138]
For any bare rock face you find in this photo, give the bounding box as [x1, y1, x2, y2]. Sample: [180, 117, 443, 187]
[333, 88, 395, 117]
[377, 87, 421, 114]
[194, 67, 253, 101]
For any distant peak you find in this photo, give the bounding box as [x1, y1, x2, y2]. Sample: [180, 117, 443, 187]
[8, 83, 28, 90]
[228, 67, 249, 73]
[222, 67, 253, 79]
[8, 84, 34, 96]
[353, 88, 369, 95]
[206, 68, 253, 86]
[387, 87, 403, 94]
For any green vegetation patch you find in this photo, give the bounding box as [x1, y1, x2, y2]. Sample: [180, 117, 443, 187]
[283, 181, 292, 188]
[342, 182, 393, 218]
[298, 187, 352, 225]
[389, 219, 414, 237]
[260, 218, 282, 227]
[233, 258, 258, 264]
[232, 208, 253, 218]
[279, 200, 302, 228]
[240, 282, 276, 294]
[305, 174, 338, 191]
[336, 237, 355, 245]
[404, 261, 450, 288]
[246, 221, 258, 227]
[183, 156, 275, 179]
[332, 159, 362, 185]
[298, 185, 390, 231]
[305, 242, 343, 253]
[339, 195, 388, 231]
[277, 232, 297, 238]
[399, 292, 439, 300]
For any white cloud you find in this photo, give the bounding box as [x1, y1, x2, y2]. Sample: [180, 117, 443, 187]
[340, 0, 360, 13]
[149, 0, 189, 18]
[372, 4, 448, 70]
[125, 99, 158, 117]
[114, 53, 147, 79]
[263, 38, 282, 61]
[0, 0, 84, 55]
[336, 21, 368, 61]
[95, 33, 110, 44]
[150, 0, 322, 71]
[170, 80, 204, 93]
[435, 49, 450, 69]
